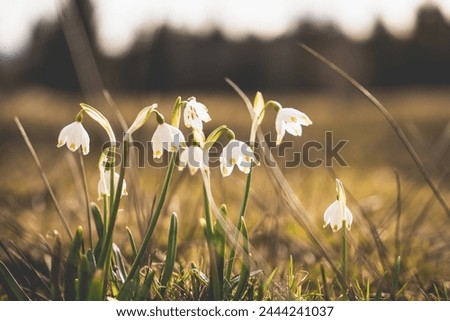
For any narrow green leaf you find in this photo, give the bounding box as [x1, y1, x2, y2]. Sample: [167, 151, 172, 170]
[215, 205, 227, 290]
[126, 227, 137, 260]
[135, 269, 155, 301]
[64, 226, 84, 300]
[375, 273, 386, 301]
[78, 254, 90, 301]
[258, 267, 277, 301]
[0, 261, 30, 301]
[391, 256, 401, 300]
[320, 262, 330, 301]
[50, 232, 62, 300]
[112, 243, 127, 285]
[160, 213, 178, 294]
[117, 279, 135, 301]
[233, 217, 250, 301]
[91, 202, 103, 240]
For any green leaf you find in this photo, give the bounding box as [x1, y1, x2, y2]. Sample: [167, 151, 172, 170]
[50, 232, 62, 300]
[160, 213, 178, 294]
[87, 270, 104, 301]
[214, 205, 227, 290]
[117, 279, 135, 301]
[257, 267, 277, 301]
[233, 217, 250, 301]
[78, 254, 91, 301]
[135, 269, 155, 301]
[126, 227, 137, 260]
[112, 243, 127, 285]
[391, 256, 402, 300]
[64, 226, 84, 300]
[0, 261, 30, 301]
[91, 202, 103, 240]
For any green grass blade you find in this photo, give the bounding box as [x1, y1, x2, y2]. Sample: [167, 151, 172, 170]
[375, 273, 386, 301]
[0, 261, 30, 301]
[233, 217, 250, 301]
[91, 202, 103, 240]
[320, 262, 330, 301]
[257, 267, 277, 301]
[64, 226, 84, 300]
[117, 279, 135, 301]
[50, 232, 62, 300]
[160, 213, 178, 295]
[126, 227, 138, 260]
[78, 254, 91, 301]
[215, 205, 227, 291]
[391, 256, 401, 300]
[136, 269, 155, 301]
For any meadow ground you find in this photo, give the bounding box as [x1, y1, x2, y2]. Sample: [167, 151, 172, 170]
[0, 86, 449, 300]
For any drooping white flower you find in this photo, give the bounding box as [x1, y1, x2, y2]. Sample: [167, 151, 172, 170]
[57, 121, 90, 155]
[179, 145, 207, 175]
[98, 170, 127, 199]
[220, 139, 255, 177]
[183, 97, 211, 131]
[323, 178, 353, 232]
[151, 123, 186, 159]
[275, 108, 312, 145]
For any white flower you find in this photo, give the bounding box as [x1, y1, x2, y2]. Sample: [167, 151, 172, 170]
[179, 146, 207, 175]
[275, 108, 312, 145]
[98, 170, 127, 199]
[183, 97, 211, 131]
[220, 139, 255, 177]
[151, 123, 186, 159]
[57, 121, 90, 155]
[323, 179, 353, 232]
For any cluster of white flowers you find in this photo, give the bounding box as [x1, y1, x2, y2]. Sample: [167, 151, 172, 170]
[57, 94, 352, 232]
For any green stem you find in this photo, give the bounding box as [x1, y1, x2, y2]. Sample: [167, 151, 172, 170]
[226, 166, 253, 281]
[342, 222, 348, 285]
[202, 181, 222, 300]
[98, 141, 128, 268]
[119, 152, 177, 291]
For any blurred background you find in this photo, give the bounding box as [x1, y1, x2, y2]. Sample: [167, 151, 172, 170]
[2, 0, 450, 91]
[0, 0, 449, 296]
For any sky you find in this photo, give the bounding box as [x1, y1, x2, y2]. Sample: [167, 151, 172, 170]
[1, 0, 450, 58]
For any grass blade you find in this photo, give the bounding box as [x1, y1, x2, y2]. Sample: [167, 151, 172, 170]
[50, 232, 62, 300]
[161, 213, 178, 295]
[126, 227, 138, 260]
[64, 226, 84, 300]
[257, 267, 277, 301]
[391, 256, 402, 300]
[14, 117, 73, 240]
[0, 261, 30, 301]
[233, 217, 250, 301]
[136, 269, 155, 301]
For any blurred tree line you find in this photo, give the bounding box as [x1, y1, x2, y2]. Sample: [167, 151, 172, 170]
[1, 0, 450, 92]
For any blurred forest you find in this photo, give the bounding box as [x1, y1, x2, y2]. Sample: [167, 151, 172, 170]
[1, 0, 450, 92]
